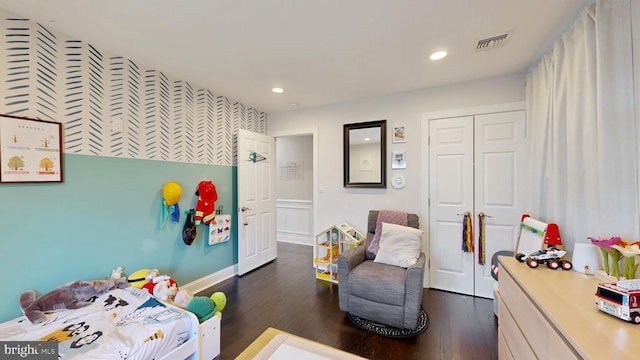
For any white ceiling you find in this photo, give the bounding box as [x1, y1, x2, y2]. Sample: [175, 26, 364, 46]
[0, 0, 593, 114]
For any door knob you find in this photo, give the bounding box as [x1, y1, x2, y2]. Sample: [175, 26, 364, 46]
[240, 206, 252, 212]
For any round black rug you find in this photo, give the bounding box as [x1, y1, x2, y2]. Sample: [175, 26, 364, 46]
[346, 309, 429, 338]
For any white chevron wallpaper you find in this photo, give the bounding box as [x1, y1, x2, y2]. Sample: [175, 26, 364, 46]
[0, 11, 267, 166]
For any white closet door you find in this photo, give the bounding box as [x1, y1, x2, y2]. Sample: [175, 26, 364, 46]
[428, 116, 475, 295]
[473, 111, 525, 298]
[429, 110, 524, 298]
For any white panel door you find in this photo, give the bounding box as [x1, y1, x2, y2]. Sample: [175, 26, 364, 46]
[429, 110, 524, 298]
[473, 111, 525, 298]
[429, 116, 475, 295]
[237, 129, 277, 276]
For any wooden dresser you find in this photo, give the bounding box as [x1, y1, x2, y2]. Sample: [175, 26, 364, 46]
[498, 256, 640, 359]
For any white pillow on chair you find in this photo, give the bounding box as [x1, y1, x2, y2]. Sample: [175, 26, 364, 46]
[373, 222, 423, 268]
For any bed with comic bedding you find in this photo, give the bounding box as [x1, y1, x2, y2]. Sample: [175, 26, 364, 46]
[0, 287, 201, 359]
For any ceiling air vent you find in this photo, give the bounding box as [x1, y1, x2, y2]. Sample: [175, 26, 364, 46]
[475, 32, 511, 52]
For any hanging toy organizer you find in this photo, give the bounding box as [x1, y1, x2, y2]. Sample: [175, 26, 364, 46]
[514, 214, 563, 257]
[208, 206, 231, 246]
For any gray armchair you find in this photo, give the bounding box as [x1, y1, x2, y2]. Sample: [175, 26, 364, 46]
[338, 210, 425, 330]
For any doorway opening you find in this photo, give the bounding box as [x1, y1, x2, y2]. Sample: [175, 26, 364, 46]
[272, 128, 318, 247]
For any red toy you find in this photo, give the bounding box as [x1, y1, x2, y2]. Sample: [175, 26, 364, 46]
[595, 279, 640, 324]
[514, 214, 572, 270]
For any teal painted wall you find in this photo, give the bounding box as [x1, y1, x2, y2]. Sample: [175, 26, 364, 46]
[0, 154, 237, 322]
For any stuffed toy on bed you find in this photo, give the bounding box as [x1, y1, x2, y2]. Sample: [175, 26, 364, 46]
[20, 278, 129, 324]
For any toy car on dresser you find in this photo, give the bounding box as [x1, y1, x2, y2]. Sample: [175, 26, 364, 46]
[595, 279, 640, 324]
[516, 247, 573, 270]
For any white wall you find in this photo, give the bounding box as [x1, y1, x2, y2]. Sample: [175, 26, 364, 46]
[268, 73, 526, 235]
[276, 136, 313, 200]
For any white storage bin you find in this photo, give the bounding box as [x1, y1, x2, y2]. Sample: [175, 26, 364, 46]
[199, 315, 221, 359]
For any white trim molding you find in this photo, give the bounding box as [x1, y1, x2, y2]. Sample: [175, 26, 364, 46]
[277, 199, 314, 245]
[180, 265, 237, 295]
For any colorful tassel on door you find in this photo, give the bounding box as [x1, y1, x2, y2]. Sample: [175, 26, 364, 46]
[461, 211, 473, 253]
[478, 212, 486, 265]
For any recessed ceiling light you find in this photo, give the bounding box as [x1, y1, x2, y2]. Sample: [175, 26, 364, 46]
[364, 137, 371, 142]
[429, 51, 447, 60]
[272, 87, 284, 94]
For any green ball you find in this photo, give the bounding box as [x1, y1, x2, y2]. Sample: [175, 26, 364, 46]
[211, 292, 226, 312]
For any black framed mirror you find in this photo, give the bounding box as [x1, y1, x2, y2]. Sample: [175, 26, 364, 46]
[343, 120, 386, 188]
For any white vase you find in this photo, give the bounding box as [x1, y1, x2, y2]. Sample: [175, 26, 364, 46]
[571, 243, 603, 274]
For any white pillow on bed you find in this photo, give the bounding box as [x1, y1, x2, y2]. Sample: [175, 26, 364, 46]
[373, 222, 423, 268]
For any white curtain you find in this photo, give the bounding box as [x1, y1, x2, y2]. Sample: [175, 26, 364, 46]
[525, 0, 639, 253]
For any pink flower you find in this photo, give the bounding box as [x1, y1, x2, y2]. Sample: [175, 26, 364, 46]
[588, 236, 623, 278]
[588, 236, 623, 249]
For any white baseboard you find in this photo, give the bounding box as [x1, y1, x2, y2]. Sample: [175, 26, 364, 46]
[181, 265, 237, 295]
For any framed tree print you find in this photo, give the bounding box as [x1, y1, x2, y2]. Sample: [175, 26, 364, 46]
[0, 114, 63, 183]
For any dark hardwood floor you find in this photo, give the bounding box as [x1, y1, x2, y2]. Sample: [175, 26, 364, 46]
[198, 242, 498, 360]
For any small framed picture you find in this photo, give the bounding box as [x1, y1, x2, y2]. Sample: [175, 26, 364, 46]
[391, 150, 406, 169]
[392, 126, 406, 143]
[0, 114, 64, 183]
